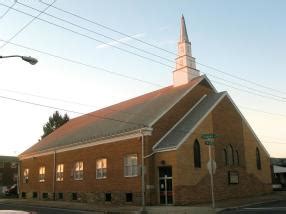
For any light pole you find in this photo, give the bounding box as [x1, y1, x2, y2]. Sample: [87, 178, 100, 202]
[0, 55, 38, 65]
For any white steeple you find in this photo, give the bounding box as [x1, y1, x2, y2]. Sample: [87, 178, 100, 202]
[173, 15, 200, 87]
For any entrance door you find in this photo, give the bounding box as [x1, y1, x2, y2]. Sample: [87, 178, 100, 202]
[159, 166, 173, 205]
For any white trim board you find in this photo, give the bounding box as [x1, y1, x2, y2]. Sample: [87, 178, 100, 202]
[152, 94, 207, 150]
[19, 127, 152, 160]
[175, 92, 227, 150]
[149, 75, 216, 127]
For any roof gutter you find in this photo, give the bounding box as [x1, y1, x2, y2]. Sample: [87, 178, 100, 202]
[19, 127, 153, 160]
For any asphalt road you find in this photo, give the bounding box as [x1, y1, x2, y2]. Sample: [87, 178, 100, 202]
[0, 203, 98, 214]
[220, 200, 286, 214]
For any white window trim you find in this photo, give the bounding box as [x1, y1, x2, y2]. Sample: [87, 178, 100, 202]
[39, 166, 45, 182]
[96, 158, 107, 179]
[74, 161, 83, 180]
[124, 154, 138, 177]
[56, 164, 64, 181]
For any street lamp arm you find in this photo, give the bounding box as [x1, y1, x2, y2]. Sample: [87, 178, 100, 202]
[0, 55, 38, 65]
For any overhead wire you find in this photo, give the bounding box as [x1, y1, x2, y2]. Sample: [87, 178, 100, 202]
[0, 0, 56, 50]
[1, 36, 286, 122]
[37, 0, 286, 95]
[0, 0, 17, 20]
[2, 1, 286, 99]
[0, 2, 284, 144]
[0, 94, 147, 127]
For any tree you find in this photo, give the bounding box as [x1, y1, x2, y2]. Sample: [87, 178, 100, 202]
[41, 111, 69, 139]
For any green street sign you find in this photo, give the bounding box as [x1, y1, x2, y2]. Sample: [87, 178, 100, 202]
[205, 141, 214, 145]
[201, 133, 218, 140]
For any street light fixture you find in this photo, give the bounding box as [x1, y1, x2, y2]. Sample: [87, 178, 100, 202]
[0, 55, 38, 65]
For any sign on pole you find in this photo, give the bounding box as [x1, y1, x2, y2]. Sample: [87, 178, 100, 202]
[201, 133, 218, 140]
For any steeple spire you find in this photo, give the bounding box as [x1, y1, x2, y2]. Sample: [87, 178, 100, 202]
[180, 15, 189, 43]
[173, 15, 200, 87]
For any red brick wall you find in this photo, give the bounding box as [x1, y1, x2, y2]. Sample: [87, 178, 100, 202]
[173, 97, 272, 205]
[20, 137, 143, 204]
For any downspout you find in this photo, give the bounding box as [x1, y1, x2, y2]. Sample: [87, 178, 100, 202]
[17, 161, 20, 197]
[53, 151, 56, 200]
[140, 130, 145, 211]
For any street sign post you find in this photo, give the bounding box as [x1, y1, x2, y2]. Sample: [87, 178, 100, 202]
[201, 133, 217, 209]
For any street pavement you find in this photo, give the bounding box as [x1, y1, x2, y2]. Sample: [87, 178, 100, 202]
[0, 202, 99, 214]
[219, 200, 286, 214]
[0, 191, 285, 214]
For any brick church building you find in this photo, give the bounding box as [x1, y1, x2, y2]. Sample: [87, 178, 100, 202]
[19, 16, 272, 205]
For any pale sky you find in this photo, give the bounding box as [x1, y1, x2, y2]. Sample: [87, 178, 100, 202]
[0, 0, 285, 158]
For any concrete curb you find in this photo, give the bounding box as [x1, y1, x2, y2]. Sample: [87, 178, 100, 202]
[216, 199, 282, 213]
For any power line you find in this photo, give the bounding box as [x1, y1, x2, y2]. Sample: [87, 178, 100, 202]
[0, 38, 162, 88]
[0, 0, 56, 50]
[2, 2, 286, 104]
[207, 73, 286, 100]
[239, 105, 286, 118]
[16, 1, 174, 65]
[2, 1, 286, 98]
[37, 0, 286, 96]
[38, 0, 175, 55]
[0, 2, 174, 69]
[2, 35, 286, 122]
[0, 94, 147, 127]
[0, 0, 17, 20]
[210, 79, 286, 103]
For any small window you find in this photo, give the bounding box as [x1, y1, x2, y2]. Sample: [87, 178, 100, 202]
[33, 192, 38, 199]
[11, 162, 17, 168]
[42, 192, 48, 199]
[72, 192, 77, 200]
[39, 166, 45, 182]
[58, 193, 63, 200]
[193, 140, 201, 168]
[73, 161, 83, 180]
[105, 193, 111, 202]
[256, 148, 261, 170]
[21, 192, 26, 198]
[23, 168, 29, 183]
[124, 154, 138, 177]
[126, 193, 133, 202]
[56, 164, 64, 181]
[96, 158, 107, 179]
[235, 150, 239, 166]
[223, 149, 228, 166]
[227, 145, 234, 165]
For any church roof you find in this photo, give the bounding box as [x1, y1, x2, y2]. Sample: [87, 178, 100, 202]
[20, 75, 207, 157]
[154, 92, 226, 151]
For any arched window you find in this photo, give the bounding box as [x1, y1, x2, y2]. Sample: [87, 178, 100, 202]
[256, 148, 261, 170]
[227, 144, 234, 165]
[193, 140, 201, 168]
[235, 150, 239, 166]
[223, 149, 228, 166]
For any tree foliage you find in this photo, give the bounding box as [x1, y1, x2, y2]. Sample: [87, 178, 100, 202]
[41, 111, 69, 139]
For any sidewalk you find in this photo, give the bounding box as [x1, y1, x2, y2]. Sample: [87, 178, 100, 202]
[0, 191, 285, 214]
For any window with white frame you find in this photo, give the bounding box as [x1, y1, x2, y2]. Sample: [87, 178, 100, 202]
[56, 164, 64, 181]
[39, 166, 45, 182]
[74, 161, 83, 180]
[96, 158, 107, 179]
[124, 154, 138, 177]
[23, 168, 29, 183]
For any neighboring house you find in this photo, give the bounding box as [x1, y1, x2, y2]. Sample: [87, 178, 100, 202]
[271, 158, 286, 190]
[0, 156, 18, 195]
[18, 16, 272, 205]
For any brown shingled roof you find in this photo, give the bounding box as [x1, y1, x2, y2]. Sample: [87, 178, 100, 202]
[20, 76, 205, 156]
